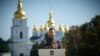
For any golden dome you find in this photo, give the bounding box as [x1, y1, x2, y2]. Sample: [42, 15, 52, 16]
[40, 25, 43, 32]
[47, 11, 55, 27]
[33, 25, 38, 32]
[64, 26, 69, 32]
[14, 0, 26, 19]
[44, 24, 49, 31]
[58, 24, 64, 31]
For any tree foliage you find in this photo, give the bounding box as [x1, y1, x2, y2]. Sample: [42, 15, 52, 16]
[30, 42, 39, 56]
[78, 15, 100, 56]
[62, 15, 100, 56]
[0, 38, 9, 53]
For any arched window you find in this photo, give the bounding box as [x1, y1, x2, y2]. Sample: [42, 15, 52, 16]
[20, 32, 23, 39]
[19, 53, 24, 56]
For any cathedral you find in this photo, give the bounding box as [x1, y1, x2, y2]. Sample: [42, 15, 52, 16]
[30, 10, 69, 44]
[9, 0, 69, 56]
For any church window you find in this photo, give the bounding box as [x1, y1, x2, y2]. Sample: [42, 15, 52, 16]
[19, 53, 24, 56]
[20, 20, 22, 23]
[20, 32, 23, 39]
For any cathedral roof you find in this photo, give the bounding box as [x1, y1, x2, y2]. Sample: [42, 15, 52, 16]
[64, 25, 69, 33]
[30, 36, 41, 40]
[58, 24, 64, 31]
[33, 25, 38, 32]
[14, 0, 27, 19]
[40, 25, 44, 32]
[47, 11, 55, 27]
[44, 24, 49, 31]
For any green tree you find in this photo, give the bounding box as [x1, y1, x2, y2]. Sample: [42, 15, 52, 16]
[0, 38, 9, 53]
[30, 42, 39, 56]
[78, 15, 100, 56]
[62, 32, 70, 56]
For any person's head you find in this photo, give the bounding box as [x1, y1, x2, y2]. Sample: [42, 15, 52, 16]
[48, 28, 55, 39]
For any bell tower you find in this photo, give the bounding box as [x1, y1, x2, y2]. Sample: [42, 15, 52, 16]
[10, 0, 31, 56]
[11, 0, 28, 43]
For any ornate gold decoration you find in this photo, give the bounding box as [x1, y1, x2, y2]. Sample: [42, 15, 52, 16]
[14, 0, 26, 19]
[40, 25, 43, 32]
[44, 24, 49, 31]
[33, 25, 38, 32]
[59, 24, 63, 31]
[47, 11, 55, 27]
[64, 26, 69, 32]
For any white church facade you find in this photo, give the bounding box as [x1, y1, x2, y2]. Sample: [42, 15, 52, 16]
[9, 0, 69, 56]
[9, 0, 33, 56]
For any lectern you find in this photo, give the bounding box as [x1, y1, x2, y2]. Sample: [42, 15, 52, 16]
[38, 49, 65, 56]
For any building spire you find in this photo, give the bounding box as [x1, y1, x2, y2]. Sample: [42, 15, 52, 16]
[47, 10, 55, 27]
[58, 24, 64, 32]
[33, 25, 38, 32]
[14, 0, 26, 19]
[49, 11, 53, 20]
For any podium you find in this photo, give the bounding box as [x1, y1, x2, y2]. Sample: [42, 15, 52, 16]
[38, 49, 65, 56]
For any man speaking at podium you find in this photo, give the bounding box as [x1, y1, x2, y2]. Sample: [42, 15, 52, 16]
[40, 28, 62, 49]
